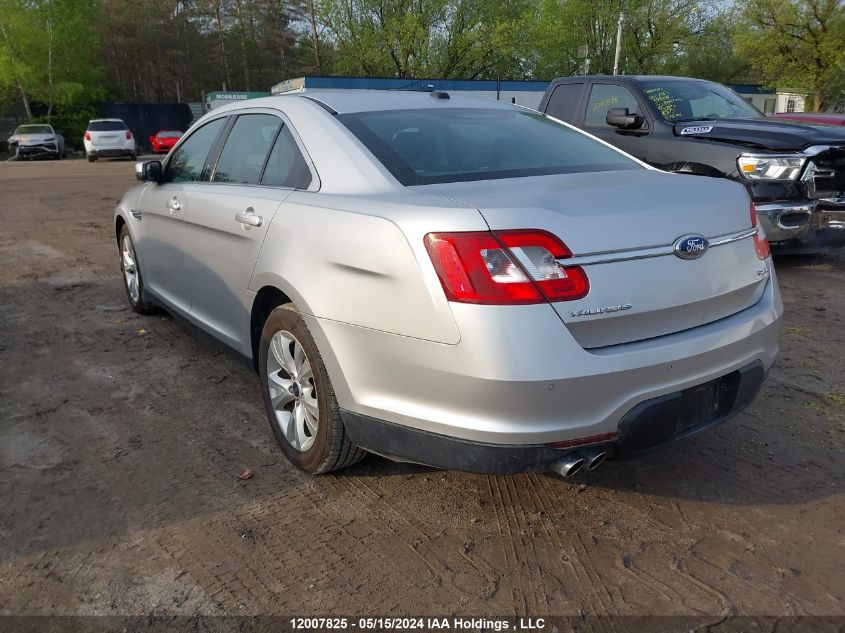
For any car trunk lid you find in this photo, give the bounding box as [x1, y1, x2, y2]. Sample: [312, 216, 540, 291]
[420, 169, 769, 348]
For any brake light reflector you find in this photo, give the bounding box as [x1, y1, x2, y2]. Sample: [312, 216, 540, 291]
[424, 230, 589, 305]
[750, 202, 770, 260]
[84, 131, 91, 141]
[125, 131, 132, 140]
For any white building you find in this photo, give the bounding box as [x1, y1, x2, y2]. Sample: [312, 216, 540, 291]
[728, 84, 806, 114]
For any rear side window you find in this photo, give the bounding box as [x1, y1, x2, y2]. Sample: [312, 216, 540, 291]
[212, 114, 281, 185]
[166, 118, 226, 183]
[584, 84, 641, 127]
[261, 127, 312, 189]
[545, 83, 584, 122]
[88, 121, 127, 131]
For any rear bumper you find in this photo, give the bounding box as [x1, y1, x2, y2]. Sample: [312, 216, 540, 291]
[89, 148, 135, 157]
[341, 361, 765, 473]
[306, 274, 782, 452]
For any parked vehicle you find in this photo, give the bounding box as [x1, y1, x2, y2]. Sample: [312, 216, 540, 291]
[115, 91, 782, 476]
[771, 112, 845, 127]
[84, 119, 137, 162]
[6, 124, 66, 159]
[149, 129, 183, 154]
[539, 76, 845, 254]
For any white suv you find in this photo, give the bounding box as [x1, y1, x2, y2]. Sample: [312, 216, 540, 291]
[84, 119, 137, 162]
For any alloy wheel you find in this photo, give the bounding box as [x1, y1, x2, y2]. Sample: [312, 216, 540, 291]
[121, 235, 140, 303]
[266, 330, 320, 452]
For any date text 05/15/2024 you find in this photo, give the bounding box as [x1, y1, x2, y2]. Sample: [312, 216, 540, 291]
[289, 617, 547, 631]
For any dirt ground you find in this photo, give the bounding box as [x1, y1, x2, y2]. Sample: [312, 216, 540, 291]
[0, 159, 843, 622]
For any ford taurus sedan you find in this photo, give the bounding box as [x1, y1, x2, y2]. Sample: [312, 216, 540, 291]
[115, 90, 783, 476]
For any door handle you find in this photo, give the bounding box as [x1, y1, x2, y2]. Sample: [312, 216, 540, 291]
[235, 209, 263, 227]
[166, 197, 182, 211]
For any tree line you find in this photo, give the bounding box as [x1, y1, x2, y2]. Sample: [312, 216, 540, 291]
[1, 0, 843, 128]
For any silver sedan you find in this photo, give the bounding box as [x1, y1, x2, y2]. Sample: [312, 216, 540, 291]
[115, 90, 783, 476]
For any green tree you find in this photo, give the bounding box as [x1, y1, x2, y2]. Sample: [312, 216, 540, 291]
[0, 0, 102, 120]
[318, 0, 527, 79]
[517, 0, 729, 79]
[734, 0, 845, 111]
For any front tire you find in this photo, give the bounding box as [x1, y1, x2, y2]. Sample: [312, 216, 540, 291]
[259, 305, 366, 474]
[118, 225, 157, 314]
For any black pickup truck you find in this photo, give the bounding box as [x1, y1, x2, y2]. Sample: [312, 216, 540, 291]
[538, 75, 845, 253]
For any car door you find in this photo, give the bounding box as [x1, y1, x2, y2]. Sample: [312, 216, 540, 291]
[136, 116, 228, 313]
[580, 82, 650, 159]
[181, 110, 315, 355]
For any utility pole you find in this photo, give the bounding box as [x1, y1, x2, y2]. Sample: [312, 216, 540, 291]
[613, 12, 625, 75]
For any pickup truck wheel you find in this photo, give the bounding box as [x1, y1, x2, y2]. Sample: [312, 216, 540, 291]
[259, 305, 367, 474]
[118, 225, 157, 315]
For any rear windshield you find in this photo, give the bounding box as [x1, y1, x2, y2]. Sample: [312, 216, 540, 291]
[337, 108, 639, 186]
[15, 125, 52, 135]
[157, 131, 182, 138]
[88, 120, 128, 131]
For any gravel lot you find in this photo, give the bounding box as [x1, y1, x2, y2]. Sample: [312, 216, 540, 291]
[1, 159, 843, 622]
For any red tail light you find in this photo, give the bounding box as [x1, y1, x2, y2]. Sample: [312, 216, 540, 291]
[84, 131, 91, 141]
[750, 202, 770, 260]
[424, 230, 589, 305]
[125, 131, 132, 140]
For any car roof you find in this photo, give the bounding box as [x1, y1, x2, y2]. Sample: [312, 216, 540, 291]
[551, 75, 712, 84]
[212, 89, 516, 115]
[88, 118, 126, 123]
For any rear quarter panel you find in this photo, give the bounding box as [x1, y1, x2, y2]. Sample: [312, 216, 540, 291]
[249, 191, 489, 345]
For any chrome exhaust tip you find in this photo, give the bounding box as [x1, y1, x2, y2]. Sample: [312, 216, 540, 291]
[585, 450, 607, 471]
[551, 455, 585, 478]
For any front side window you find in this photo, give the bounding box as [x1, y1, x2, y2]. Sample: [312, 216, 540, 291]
[165, 118, 226, 183]
[261, 126, 312, 189]
[640, 80, 763, 122]
[213, 114, 281, 185]
[338, 108, 638, 186]
[585, 84, 641, 127]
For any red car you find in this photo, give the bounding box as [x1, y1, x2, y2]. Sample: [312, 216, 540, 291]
[770, 112, 845, 126]
[149, 130, 183, 153]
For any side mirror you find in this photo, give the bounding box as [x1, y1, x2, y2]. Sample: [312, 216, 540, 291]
[606, 107, 643, 129]
[135, 160, 163, 182]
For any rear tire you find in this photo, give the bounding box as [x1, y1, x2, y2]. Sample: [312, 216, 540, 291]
[118, 225, 157, 315]
[259, 304, 366, 474]
[87, 155, 96, 162]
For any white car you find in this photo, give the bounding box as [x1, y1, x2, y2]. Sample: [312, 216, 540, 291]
[84, 119, 137, 162]
[7, 124, 66, 159]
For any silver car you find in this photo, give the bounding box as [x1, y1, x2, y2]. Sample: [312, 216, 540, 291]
[115, 91, 783, 477]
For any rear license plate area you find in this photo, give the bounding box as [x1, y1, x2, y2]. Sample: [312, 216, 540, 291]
[677, 372, 740, 433]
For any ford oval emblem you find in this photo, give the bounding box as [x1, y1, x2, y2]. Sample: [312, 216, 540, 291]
[673, 234, 709, 260]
